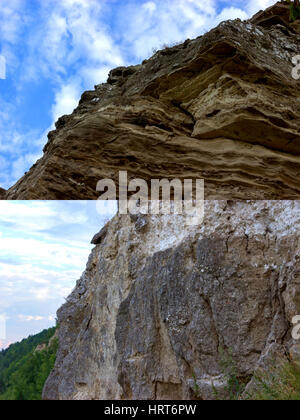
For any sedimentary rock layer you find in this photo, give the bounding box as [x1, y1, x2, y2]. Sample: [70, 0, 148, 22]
[43, 201, 300, 400]
[3, 3, 300, 200]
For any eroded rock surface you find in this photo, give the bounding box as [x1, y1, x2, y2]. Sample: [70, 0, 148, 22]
[4, 3, 300, 200]
[43, 201, 300, 400]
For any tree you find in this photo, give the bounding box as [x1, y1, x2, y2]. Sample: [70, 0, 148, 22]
[0, 327, 57, 400]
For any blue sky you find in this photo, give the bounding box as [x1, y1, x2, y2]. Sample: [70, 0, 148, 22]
[0, 0, 275, 190]
[0, 201, 117, 349]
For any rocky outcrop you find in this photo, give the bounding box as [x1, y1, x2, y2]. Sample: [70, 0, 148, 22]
[43, 201, 300, 400]
[3, 3, 300, 200]
[0, 188, 6, 199]
[34, 330, 58, 353]
[34, 343, 47, 353]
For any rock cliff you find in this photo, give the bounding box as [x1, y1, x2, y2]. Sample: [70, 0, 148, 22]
[43, 201, 300, 400]
[3, 2, 300, 200]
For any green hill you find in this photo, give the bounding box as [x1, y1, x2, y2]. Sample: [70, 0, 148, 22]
[0, 327, 57, 400]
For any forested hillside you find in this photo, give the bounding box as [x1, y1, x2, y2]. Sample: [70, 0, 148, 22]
[0, 327, 57, 400]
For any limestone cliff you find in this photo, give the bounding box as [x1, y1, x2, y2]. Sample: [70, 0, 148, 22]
[43, 201, 300, 400]
[3, 2, 300, 200]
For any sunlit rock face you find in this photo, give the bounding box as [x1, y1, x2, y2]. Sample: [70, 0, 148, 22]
[4, 2, 300, 200]
[43, 201, 300, 400]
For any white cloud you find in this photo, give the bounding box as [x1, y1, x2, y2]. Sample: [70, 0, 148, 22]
[116, 0, 250, 59]
[247, 0, 275, 15]
[18, 315, 46, 322]
[0, 262, 79, 308]
[0, 313, 6, 340]
[143, 2, 157, 14]
[216, 7, 248, 23]
[11, 151, 42, 181]
[0, 118, 47, 188]
[27, 0, 124, 120]
[0, 0, 25, 43]
[0, 201, 112, 348]
[51, 81, 81, 121]
[0, 200, 108, 242]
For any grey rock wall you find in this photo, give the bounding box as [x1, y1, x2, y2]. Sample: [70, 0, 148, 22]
[43, 201, 300, 400]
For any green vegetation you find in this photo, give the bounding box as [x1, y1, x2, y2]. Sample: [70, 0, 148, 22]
[213, 348, 300, 400]
[192, 372, 201, 399]
[0, 327, 57, 400]
[244, 360, 300, 400]
[213, 348, 248, 400]
[286, 0, 300, 21]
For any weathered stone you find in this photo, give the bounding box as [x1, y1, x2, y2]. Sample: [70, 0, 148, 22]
[91, 225, 108, 245]
[43, 201, 300, 400]
[0, 188, 6, 199]
[134, 215, 148, 232]
[250, 2, 291, 26]
[3, 3, 300, 200]
[35, 343, 47, 353]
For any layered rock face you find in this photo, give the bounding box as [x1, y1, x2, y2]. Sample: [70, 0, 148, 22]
[43, 201, 300, 400]
[3, 3, 300, 200]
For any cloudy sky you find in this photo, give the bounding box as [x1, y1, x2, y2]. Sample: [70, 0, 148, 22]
[0, 0, 275, 190]
[0, 201, 117, 349]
